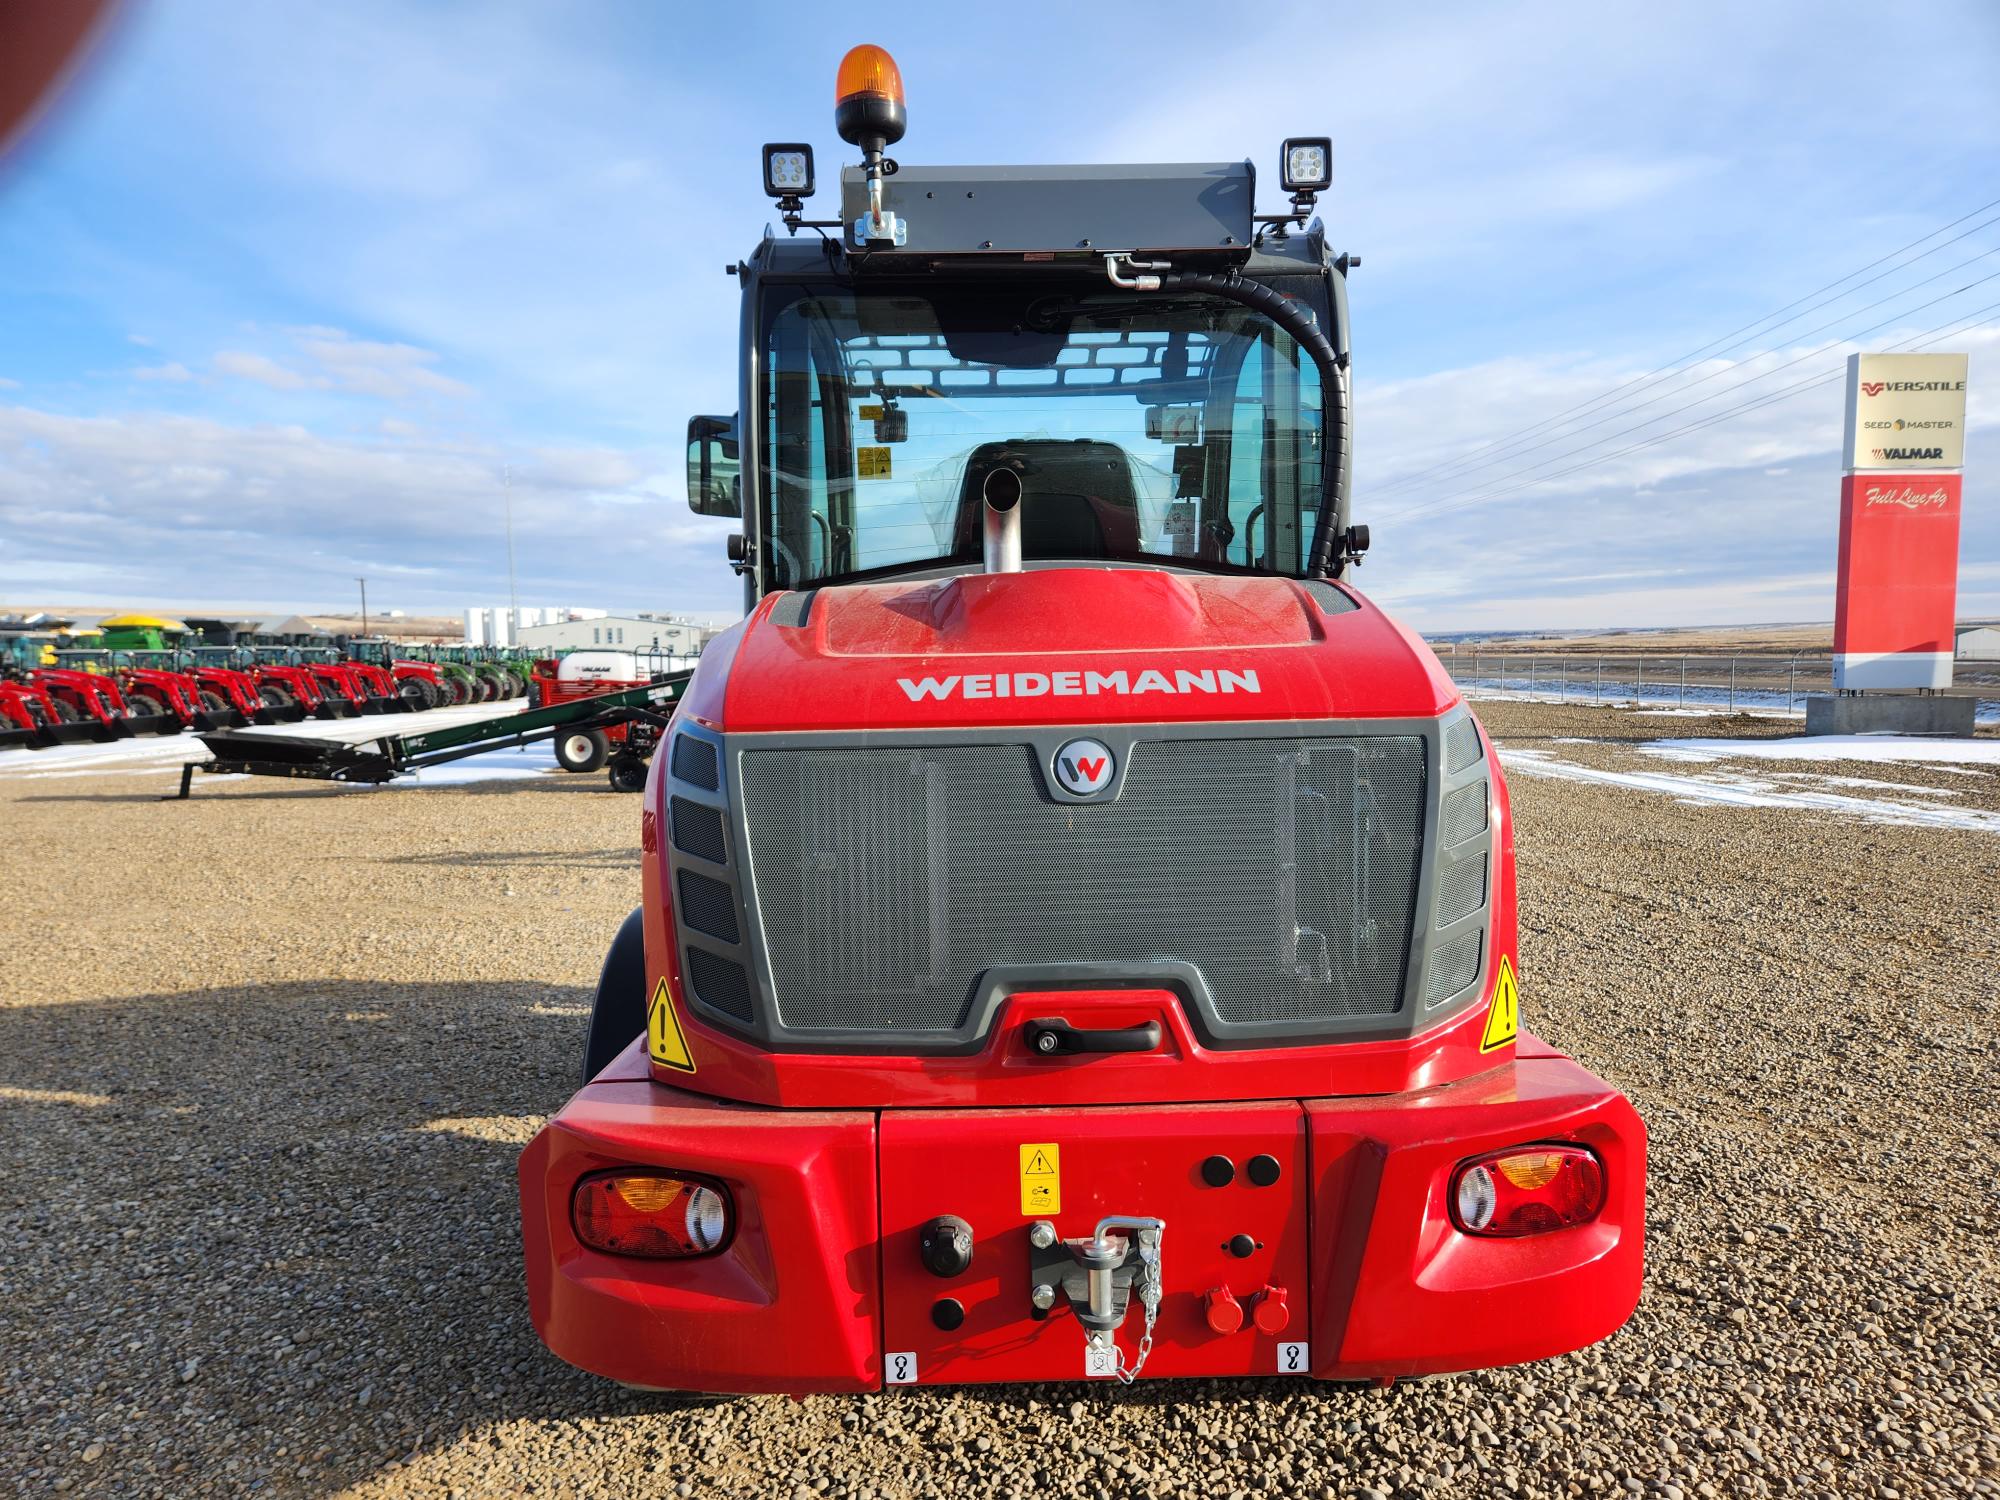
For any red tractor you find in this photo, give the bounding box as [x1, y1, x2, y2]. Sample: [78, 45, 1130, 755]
[52, 649, 206, 733]
[125, 650, 266, 729]
[531, 652, 658, 787]
[347, 641, 450, 710]
[243, 648, 342, 721]
[518, 52, 1644, 1396]
[0, 674, 75, 749]
[285, 648, 398, 716]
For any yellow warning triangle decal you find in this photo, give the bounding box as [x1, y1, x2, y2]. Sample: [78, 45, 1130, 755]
[1481, 955, 1519, 1053]
[647, 976, 696, 1073]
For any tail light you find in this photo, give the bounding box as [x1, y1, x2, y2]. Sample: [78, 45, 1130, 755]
[572, 1169, 732, 1258]
[1450, 1144, 1604, 1237]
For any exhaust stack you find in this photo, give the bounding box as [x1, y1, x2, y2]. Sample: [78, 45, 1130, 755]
[982, 467, 1022, 574]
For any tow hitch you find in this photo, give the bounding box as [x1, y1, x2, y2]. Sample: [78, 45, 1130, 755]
[1028, 1216, 1165, 1382]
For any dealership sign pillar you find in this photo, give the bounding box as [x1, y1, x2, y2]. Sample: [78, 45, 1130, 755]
[1832, 352, 1969, 693]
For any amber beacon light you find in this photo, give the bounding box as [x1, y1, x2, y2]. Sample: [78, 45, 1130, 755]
[836, 45, 909, 246]
[834, 44, 906, 146]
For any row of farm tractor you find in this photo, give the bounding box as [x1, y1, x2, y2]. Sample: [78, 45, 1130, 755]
[0, 630, 541, 752]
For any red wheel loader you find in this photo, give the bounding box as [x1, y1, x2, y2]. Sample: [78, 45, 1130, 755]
[519, 49, 1644, 1396]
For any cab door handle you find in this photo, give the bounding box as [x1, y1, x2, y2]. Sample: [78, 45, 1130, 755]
[1024, 1018, 1162, 1056]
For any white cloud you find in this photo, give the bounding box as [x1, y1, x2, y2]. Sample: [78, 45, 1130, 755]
[0, 403, 739, 614]
[133, 361, 193, 383]
[213, 350, 325, 391]
[290, 328, 472, 400]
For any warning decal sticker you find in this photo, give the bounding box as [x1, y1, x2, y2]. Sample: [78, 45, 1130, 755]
[1019, 1142, 1061, 1216]
[857, 446, 893, 479]
[1480, 955, 1519, 1053]
[647, 975, 696, 1073]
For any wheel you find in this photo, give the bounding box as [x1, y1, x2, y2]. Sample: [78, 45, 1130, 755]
[555, 729, 610, 773]
[398, 677, 430, 709]
[420, 679, 447, 709]
[260, 682, 294, 711]
[582, 909, 649, 1084]
[51, 698, 80, 723]
[607, 755, 648, 792]
[124, 690, 169, 722]
[198, 690, 229, 714]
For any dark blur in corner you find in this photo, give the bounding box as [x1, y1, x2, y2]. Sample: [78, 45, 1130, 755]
[2, 0, 123, 163]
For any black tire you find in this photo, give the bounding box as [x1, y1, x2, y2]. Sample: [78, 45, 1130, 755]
[555, 728, 611, 773]
[398, 677, 430, 710]
[198, 689, 229, 714]
[420, 679, 447, 709]
[261, 682, 294, 711]
[51, 698, 80, 723]
[607, 755, 649, 793]
[583, 909, 649, 1085]
[124, 690, 169, 720]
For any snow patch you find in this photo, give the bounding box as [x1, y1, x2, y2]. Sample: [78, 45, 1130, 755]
[1497, 745, 2000, 835]
[1641, 735, 2000, 767]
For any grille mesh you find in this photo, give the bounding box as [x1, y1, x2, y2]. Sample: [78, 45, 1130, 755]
[739, 736, 1426, 1032]
[670, 796, 726, 864]
[1441, 780, 1489, 846]
[1427, 927, 1483, 1001]
[677, 870, 740, 944]
[685, 948, 754, 1021]
[1444, 717, 1482, 774]
[670, 734, 719, 791]
[1436, 854, 1487, 927]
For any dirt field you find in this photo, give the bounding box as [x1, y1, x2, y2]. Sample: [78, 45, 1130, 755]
[2, 700, 1996, 1499]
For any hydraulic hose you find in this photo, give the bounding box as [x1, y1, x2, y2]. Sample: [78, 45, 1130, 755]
[1152, 269, 1353, 577]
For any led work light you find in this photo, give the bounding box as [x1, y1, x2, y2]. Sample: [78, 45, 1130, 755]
[762, 143, 814, 199]
[1281, 137, 1333, 192]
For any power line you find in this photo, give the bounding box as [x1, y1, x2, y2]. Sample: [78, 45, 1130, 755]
[1372, 195, 2000, 498]
[1388, 266, 2000, 522]
[1385, 245, 2000, 504]
[1391, 299, 1999, 525]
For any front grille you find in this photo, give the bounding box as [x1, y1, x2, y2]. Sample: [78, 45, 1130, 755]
[670, 733, 719, 791]
[1427, 927, 1483, 1001]
[686, 948, 754, 1021]
[670, 796, 726, 864]
[677, 870, 740, 943]
[738, 735, 1426, 1033]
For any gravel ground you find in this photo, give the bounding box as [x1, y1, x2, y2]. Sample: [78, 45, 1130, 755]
[2, 700, 1996, 1499]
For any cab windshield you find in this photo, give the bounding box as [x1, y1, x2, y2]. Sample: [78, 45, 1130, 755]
[759, 281, 1326, 588]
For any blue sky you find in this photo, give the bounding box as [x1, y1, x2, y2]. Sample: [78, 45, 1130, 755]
[1, 0, 1996, 630]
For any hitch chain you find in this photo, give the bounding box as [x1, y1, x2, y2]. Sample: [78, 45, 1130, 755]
[1112, 1228, 1163, 1384]
[1104, 1224, 1168, 1384]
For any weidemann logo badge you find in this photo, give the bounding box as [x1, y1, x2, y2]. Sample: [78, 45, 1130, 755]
[1052, 739, 1116, 796]
[898, 666, 1261, 702]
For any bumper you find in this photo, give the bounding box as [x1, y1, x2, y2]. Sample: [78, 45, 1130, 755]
[519, 1036, 1643, 1393]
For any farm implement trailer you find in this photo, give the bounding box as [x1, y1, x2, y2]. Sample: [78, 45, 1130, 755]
[179, 672, 689, 796]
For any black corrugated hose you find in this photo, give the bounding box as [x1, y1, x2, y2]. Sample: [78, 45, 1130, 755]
[1155, 269, 1354, 577]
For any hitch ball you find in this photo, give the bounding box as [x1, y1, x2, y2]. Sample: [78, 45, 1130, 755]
[919, 1215, 975, 1278]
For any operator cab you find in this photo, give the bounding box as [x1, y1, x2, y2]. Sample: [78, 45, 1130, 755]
[687, 68, 1361, 606]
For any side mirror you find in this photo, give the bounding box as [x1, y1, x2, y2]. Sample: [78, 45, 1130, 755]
[686, 414, 742, 518]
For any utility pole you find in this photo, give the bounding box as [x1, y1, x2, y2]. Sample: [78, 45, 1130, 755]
[356, 577, 369, 637]
[503, 464, 520, 647]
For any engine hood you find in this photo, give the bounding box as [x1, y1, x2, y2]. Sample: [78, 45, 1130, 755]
[682, 568, 1460, 733]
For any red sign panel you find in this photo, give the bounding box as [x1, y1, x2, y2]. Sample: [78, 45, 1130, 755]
[1832, 471, 1963, 691]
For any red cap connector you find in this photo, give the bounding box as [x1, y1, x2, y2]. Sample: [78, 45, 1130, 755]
[1203, 1286, 1244, 1335]
[1252, 1284, 1290, 1334]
